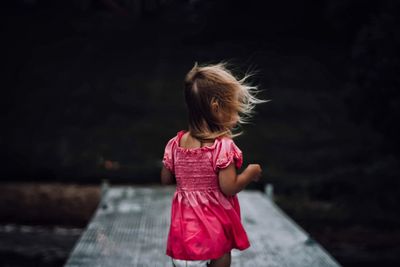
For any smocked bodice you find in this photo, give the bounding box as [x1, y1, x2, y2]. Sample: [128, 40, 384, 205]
[174, 147, 219, 192]
[162, 130, 243, 193]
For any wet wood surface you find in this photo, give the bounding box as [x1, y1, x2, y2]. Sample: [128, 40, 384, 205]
[65, 186, 342, 267]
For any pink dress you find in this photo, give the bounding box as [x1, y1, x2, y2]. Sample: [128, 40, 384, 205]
[162, 130, 251, 260]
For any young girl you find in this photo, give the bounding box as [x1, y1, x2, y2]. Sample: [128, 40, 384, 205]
[161, 62, 265, 267]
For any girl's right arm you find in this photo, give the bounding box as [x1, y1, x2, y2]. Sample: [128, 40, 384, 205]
[218, 164, 262, 196]
[161, 165, 175, 185]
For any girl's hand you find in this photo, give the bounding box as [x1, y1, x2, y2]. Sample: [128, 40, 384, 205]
[247, 164, 262, 182]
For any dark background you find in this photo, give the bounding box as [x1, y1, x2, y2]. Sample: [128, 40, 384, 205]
[1, 0, 400, 266]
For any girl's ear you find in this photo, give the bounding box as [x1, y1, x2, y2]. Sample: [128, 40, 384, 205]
[211, 100, 219, 114]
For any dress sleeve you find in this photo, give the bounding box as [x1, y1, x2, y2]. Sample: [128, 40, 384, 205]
[162, 136, 177, 173]
[213, 138, 243, 171]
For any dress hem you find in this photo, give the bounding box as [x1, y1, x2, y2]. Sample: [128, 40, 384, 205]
[166, 243, 251, 261]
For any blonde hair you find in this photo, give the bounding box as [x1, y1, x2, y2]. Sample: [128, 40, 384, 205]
[184, 62, 268, 141]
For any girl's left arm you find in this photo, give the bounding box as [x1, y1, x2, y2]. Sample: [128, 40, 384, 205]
[161, 166, 175, 185]
[219, 163, 262, 196]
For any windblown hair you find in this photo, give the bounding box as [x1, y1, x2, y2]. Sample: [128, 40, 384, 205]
[184, 62, 267, 141]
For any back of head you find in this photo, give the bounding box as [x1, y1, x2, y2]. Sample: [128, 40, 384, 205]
[184, 62, 266, 141]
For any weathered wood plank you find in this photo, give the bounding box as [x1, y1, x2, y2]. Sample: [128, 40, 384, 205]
[65, 186, 341, 267]
[235, 191, 341, 266]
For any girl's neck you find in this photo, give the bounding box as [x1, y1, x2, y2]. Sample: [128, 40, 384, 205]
[180, 131, 215, 149]
[188, 127, 231, 142]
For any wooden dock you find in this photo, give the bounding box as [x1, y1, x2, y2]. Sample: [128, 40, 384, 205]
[65, 185, 342, 266]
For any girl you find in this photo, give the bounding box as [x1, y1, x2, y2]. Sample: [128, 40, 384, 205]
[161, 62, 265, 267]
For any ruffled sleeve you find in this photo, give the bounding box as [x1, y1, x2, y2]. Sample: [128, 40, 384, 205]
[162, 136, 177, 174]
[212, 138, 243, 171]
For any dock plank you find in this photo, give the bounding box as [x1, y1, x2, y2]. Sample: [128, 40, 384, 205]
[65, 186, 341, 267]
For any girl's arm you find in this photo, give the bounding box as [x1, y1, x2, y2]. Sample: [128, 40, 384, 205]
[218, 163, 262, 196]
[161, 165, 175, 185]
